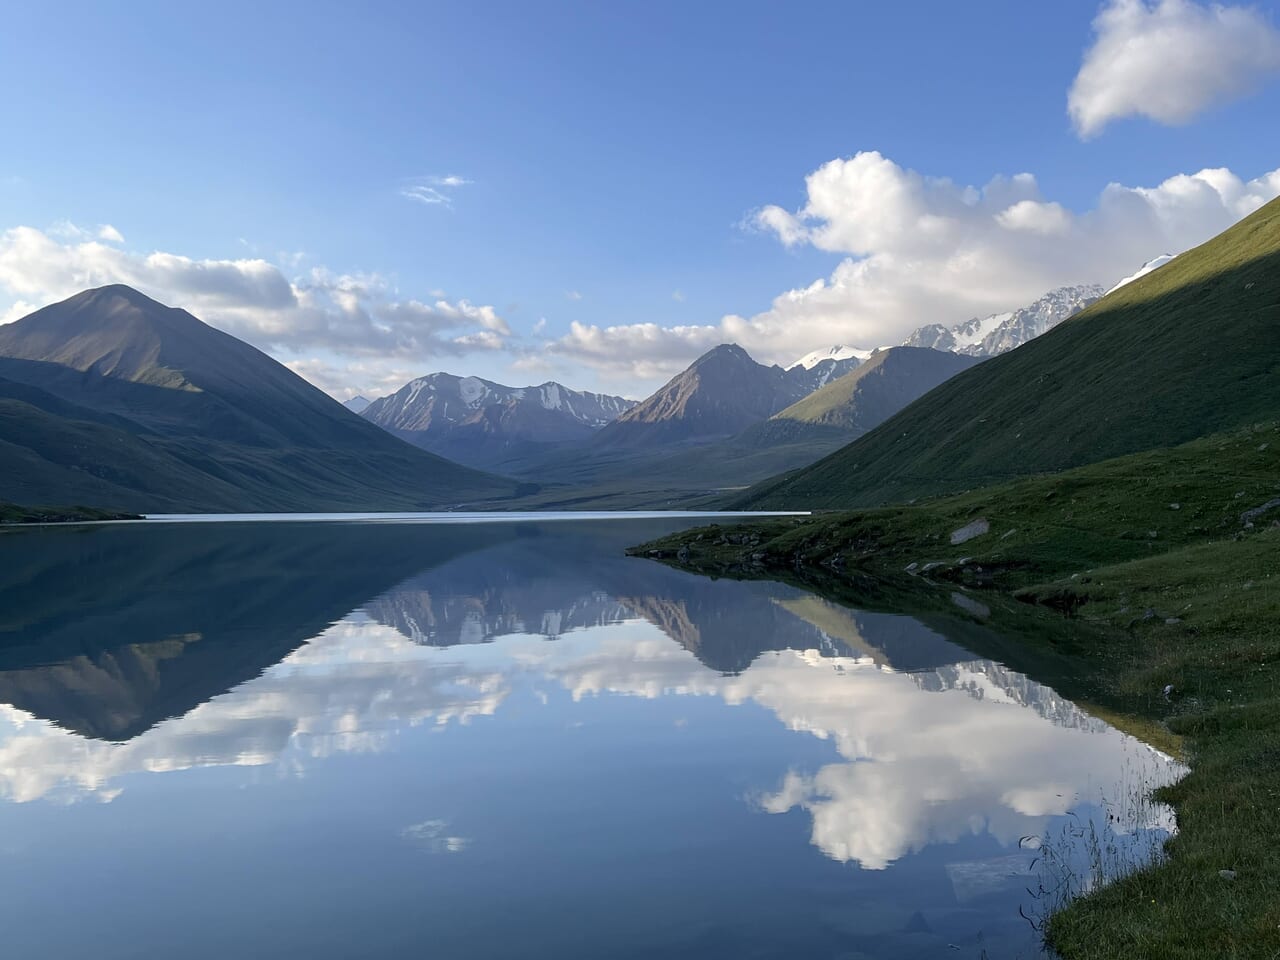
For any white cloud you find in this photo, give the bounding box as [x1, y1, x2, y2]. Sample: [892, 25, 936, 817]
[47, 220, 126, 244]
[671, 290, 686, 303]
[0, 226, 512, 397]
[565, 289, 583, 301]
[1069, 0, 1280, 138]
[543, 152, 1280, 382]
[996, 200, 1071, 235]
[401, 174, 472, 208]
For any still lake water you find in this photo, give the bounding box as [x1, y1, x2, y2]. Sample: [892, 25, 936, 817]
[0, 516, 1183, 959]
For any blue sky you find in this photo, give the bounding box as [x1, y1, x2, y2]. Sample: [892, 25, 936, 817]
[2, 0, 1279, 399]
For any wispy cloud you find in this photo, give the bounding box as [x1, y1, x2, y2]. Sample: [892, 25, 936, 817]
[400, 175, 473, 208]
[565, 290, 583, 301]
[48, 220, 125, 244]
[672, 290, 686, 302]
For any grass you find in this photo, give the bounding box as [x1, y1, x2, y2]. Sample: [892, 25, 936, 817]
[0, 500, 141, 524]
[633, 422, 1280, 958]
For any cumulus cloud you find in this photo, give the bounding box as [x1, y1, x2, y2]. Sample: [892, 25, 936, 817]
[544, 152, 1280, 382]
[0, 224, 512, 396]
[1069, 0, 1280, 138]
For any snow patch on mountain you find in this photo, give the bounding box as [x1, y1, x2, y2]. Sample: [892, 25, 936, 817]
[788, 345, 874, 371]
[362, 372, 636, 436]
[1106, 254, 1176, 295]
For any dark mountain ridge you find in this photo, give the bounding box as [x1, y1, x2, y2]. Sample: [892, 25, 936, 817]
[0, 285, 517, 511]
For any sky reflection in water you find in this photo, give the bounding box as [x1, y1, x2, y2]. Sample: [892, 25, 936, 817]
[0, 519, 1183, 959]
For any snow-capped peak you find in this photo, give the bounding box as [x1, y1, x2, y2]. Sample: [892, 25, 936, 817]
[788, 345, 874, 371]
[1106, 254, 1175, 295]
[902, 284, 1106, 358]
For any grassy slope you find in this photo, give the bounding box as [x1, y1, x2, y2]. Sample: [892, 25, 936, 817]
[0, 499, 139, 524]
[740, 197, 1280, 510]
[636, 424, 1280, 959]
[0, 394, 520, 513]
[763, 346, 980, 431]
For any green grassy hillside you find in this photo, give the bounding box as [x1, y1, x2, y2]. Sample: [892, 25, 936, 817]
[740, 198, 1280, 510]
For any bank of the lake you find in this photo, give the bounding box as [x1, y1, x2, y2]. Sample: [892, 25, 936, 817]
[633, 423, 1280, 959]
[0, 500, 142, 525]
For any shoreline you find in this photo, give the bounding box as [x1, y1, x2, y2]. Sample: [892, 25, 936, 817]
[631, 425, 1280, 959]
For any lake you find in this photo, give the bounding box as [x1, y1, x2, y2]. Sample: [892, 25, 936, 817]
[0, 516, 1183, 959]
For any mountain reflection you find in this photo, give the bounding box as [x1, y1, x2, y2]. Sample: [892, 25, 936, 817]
[0, 520, 1184, 876]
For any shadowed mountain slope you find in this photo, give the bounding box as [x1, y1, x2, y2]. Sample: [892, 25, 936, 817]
[0, 285, 517, 511]
[737, 347, 982, 447]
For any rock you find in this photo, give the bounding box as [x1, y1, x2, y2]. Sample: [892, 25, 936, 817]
[1240, 497, 1280, 526]
[922, 562, 946, 573]
[1142, 608, 1158, 621]
[951, 592, 991, 619]
[1000, 528, 1017, 540]
[1147, 530, 1159, 539]
[905, 562, 919, 573]
[1162, 684, 1174, 700]
[949, 519, 989, 545]
[1169, 503, 1181, 510]
[1219, 869, 1237, 881]
[751, 552, 766, 561]
[677, 547, 691, 562]
[1165, 617, 1182, 625]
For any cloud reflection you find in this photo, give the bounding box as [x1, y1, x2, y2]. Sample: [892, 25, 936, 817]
[0, 592, 1183, 875]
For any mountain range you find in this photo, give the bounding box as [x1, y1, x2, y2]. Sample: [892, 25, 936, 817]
[901, 284, 1104, 356]
[588, 343, 862, 449]
[0, 285, 518, 512]
[0, 246, 1203, 515]
[739, 196, 1280, 509]
[361, 372, 635, 470]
